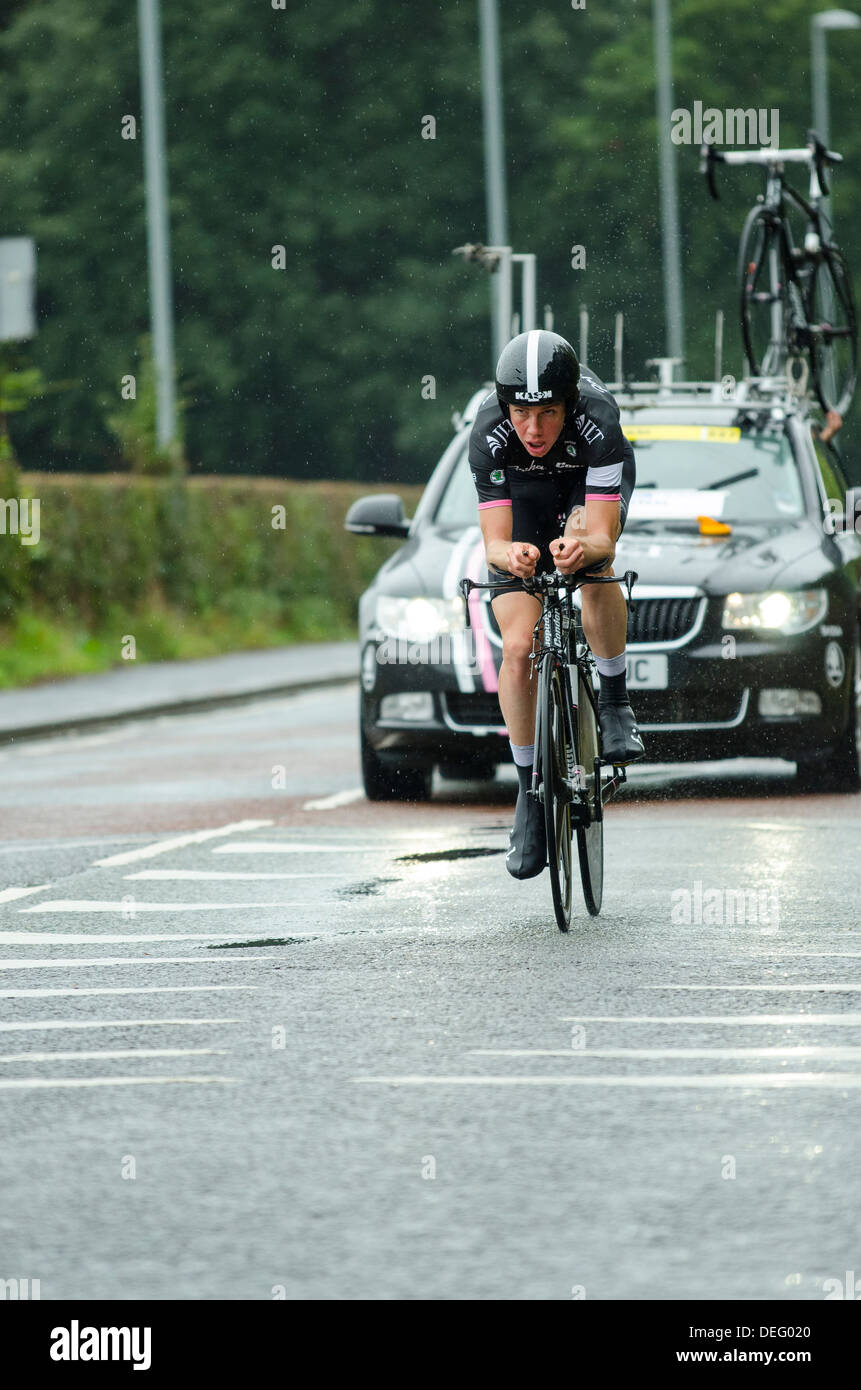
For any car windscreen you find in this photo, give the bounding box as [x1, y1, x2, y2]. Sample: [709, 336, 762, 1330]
[434, 440, 476, 527]
[624, 427, 805, 524]
[434, 425, 806, 528]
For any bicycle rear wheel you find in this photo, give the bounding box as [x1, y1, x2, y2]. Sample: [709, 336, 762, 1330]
[539, 658, 575, 932]
[738, 207, 789, 377]
[806, 246, 858, 417]
[574, 669, 603, 916]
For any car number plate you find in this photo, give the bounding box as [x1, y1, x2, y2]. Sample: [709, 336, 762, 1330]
[625, 653, 668, 689]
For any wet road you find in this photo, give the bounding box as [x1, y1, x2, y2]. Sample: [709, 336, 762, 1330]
[1, 684, 859, 1299]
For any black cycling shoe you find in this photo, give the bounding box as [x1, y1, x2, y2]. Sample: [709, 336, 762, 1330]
[599, 701, 645, 765]
[505, 786, 547, 879]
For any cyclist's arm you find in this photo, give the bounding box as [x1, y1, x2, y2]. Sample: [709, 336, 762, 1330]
[582, 495, 620, 566]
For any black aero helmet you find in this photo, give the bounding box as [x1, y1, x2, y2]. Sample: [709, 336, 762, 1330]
[495, 330, 580, 411]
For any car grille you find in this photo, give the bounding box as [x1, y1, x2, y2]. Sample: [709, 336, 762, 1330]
[634, 689, 744, 727]
[484, 594, 702, 645]
[628, 597, 702, 644]
[444, 692, 505, 728]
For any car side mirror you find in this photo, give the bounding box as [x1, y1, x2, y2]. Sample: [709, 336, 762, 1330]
[344, 493, 410, 538]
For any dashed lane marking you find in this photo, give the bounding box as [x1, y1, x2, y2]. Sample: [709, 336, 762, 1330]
[0, 1047, 228, 1063]
[0, 1075, 239, 1089]
[0, 986, 258, 998]
[92, 820, 273, 868]
[20, 901, 336, 913]
[352, 1072, 861, 1088]
[0, 886, 51, 903]
[303, 788, 365, 811]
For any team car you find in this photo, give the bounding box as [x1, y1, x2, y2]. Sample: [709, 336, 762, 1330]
[346, 373, 861, 798]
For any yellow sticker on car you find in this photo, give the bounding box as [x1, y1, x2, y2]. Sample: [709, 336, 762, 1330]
[623, 425, 741, 442]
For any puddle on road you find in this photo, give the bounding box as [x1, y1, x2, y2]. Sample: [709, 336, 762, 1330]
[336, 877, 400, 898]
[207, 937, 314, 949]
[396, 847, 504, 863]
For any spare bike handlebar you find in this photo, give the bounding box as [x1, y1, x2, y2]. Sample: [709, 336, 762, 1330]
[700, 129, 843, 201]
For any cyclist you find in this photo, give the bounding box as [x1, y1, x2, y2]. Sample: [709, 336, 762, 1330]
[469, 329, 644, 879]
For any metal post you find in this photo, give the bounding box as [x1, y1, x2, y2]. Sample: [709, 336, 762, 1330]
[579, 305, 589, 367]
[478, 0, 509, 369]
[514, 253, 536, 331]
[544, 303, 554, 330]
[497, 247, 513, 358]
[714, 309, 724, 382]
[811, 21, 830, 144]
[652, 0, 685, 371]
[614, 312, 624, 384]
[138, 0, 177, 455]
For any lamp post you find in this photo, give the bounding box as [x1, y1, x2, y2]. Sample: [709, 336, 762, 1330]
[138, 0, 177, 456]
[811, 9, 860, 149]
[478, 0, 509, 369]
[652, 0, 685, 373]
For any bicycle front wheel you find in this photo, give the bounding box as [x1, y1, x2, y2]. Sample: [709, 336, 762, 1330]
[738, 207, 788, 377]
[806, 246, 858, 418]
[574, 669, 603, 916]
[539, 658, 575, 932]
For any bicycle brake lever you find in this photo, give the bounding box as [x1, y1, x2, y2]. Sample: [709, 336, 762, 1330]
[459, 577, 472, 630]
[700, 143, 720, 201]
[624, 569, 638, 615]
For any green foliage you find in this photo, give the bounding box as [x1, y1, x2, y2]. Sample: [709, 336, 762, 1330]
[0, 473, 420, 684]
[104, 334, 187, 475]
[0, 0, 858, 482]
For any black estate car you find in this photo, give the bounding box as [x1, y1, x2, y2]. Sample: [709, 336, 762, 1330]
[346, 376, 861, 799]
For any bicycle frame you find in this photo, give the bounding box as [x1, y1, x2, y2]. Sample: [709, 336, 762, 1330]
[460, 566, 637, 811]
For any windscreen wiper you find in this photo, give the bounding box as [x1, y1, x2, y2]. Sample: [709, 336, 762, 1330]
[702, 468, 759, 490]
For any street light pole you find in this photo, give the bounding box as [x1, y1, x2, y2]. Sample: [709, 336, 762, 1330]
[478, 0, 509, 368]
[652, 0, 685, 373]
[811, 8, 860, 149]
[138, 0, 177, 457]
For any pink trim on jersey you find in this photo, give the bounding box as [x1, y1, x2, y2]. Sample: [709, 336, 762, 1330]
[478, 499, 512, 509]
[585, 493, 621, 501]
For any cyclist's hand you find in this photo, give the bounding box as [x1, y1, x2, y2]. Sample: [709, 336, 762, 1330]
[506, 542, 540, 577]
[549, 536, 584, 573]
[820, 409, 843, 443]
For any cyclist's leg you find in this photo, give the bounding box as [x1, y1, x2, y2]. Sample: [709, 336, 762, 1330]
[490, 586, 543, 743]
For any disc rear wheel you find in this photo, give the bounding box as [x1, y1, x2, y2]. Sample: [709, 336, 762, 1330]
[575, 670, 603, 915]
[540, 660, 575, 932]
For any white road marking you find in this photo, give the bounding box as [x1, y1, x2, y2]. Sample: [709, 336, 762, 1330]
[558, 1015, 861, 1024]
[0, 1018, 243, 1033]
[0, 957, 276, 969]
[213, 842, 377, 854]
[0, 932, 316, 943]
[93, 820, 273, 867]
[0, 1075, 239, 1089]
[17, 729, 137, 756]
[0, 886, 51, 902]
[646, 984, 861, 992]
[0, 986, 258, 998]
[472, 1047, 861, 1060]
[303, 788, 365, 811]
[21, 901, 329, 913]
[0, 1047, 227, 1062]
[352, 1073, 861, 1088]
[125, 870, 343, 881]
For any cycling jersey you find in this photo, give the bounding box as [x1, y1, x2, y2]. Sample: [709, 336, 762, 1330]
[468, 368, 636, 577]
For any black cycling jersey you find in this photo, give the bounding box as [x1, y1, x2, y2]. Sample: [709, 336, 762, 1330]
[468, 367, 636, 577]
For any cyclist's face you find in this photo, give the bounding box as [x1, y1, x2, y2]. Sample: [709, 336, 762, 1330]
[509, 402, 566, 457]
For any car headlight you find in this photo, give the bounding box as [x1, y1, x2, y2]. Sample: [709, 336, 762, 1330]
[375, 595, 465, 641]
[721, 588, 827, 635]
